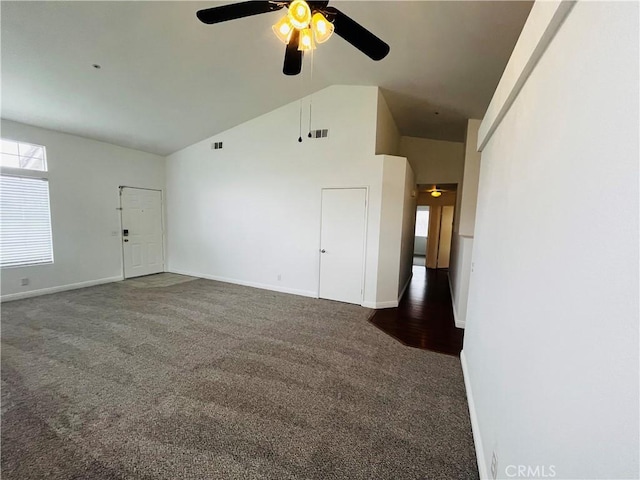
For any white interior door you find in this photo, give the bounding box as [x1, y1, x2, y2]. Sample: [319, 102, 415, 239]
[121, 187, 164, 279]
[319, 188, 367, 304]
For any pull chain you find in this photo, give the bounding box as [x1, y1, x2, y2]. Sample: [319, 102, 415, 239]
[308, 47, 314, 138]
[298, 54, 304, 143]
[298, 100, 303, 143]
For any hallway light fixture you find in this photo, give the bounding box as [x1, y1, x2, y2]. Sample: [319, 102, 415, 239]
[431, 190, 442, 198]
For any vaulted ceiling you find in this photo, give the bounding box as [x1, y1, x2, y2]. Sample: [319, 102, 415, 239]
[1, 1, 533, 155]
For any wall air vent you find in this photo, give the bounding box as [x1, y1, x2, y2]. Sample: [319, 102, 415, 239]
[310, 129, 329, 139]
[211, 141, 223, 150]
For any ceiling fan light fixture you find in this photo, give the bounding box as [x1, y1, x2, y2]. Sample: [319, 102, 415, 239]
[311, 12, 334, 43]
[288, 0, 312, 30]
[272, 15, 294, 43]
[298, 27, 316, 51]
[196, 1, 390, 76]
[431, 190, 442, 198]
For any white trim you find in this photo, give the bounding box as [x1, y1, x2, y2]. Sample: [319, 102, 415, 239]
[0, 166, 49, 179]
[448, 274, 465, 329]
[398, 272, 412, 302]
[461, 350, 488, 480]
[119, 186, 166, 279]
[477, 0, 576, 151]
[168, 268, 318, 299]
[361, 300, 398, 309]
[361, 270, 413, 309]
[0, 275, 123, 302]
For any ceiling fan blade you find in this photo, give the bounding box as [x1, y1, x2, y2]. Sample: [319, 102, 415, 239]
[324, 6, 390, 61]
[283, 30, 303, 76]
[196, 1, 283, 25]
[308, 1, 330, 9]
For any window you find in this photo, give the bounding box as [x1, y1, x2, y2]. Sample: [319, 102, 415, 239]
[415, 207, 430, 237]
[0, 139, 53, 268]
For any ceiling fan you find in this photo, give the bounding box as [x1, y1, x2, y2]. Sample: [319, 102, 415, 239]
[196, 1, 390, 76]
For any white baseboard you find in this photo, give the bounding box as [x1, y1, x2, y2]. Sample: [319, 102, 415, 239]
[461, 350, 488, 480]
[398, 272, 412, 303]
[448, 273, 466, 329]
[361, 300, 399, 309]
[168, 268, 318, 299]
[0, 276, 123, 302]
[361, 273, 412, 310]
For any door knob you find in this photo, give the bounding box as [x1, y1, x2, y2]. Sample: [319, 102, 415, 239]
[321, 249, 326, 253]
[124, 239, 129, 242]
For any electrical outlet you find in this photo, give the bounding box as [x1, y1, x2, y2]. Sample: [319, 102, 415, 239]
[277, 274, 282, 281]
[490, 450, 498, 479]
[20, 278, 29, 286]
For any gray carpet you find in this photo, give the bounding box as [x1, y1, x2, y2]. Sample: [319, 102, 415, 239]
[1, 276, 478, 479]
[123, 272, 198, 289]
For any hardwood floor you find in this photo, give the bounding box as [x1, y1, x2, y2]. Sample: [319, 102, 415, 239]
[369, 265, 464, 356]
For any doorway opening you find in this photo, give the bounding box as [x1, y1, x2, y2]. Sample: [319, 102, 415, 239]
[427, 205, 454, 269]
[413, 206, 430, 266]
[414, 184, 457, 269]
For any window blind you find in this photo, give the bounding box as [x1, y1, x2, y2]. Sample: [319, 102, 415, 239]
[0, 175, 53, 267]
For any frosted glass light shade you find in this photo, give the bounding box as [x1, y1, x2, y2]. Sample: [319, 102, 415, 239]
[311, 12, 334, 43]
[272, 16, 294, 43]
[298, 27, 316, 51]
[288, 0, 312, 30]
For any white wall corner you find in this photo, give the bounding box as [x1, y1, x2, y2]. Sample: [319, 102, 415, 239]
[448, 274, 465, 329]
[477, 0, 576, 151]
[398, 272, 412, 303]
[375, 89, 401, 156]
[362, 300, 399, 309]
[458, 119, 482, 237]
[461, 350, 488, 479]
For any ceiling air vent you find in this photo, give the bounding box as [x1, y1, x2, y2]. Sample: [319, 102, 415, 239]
[310, 129, 328, 139]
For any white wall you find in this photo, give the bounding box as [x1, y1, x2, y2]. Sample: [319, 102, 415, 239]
[399, 161, 416, 297]
[464, 2, 639, 479]
[399, 136, 464, 185]
[449, 119, 482, 328]
[448, 234, 473, 328]
[376, 90, 400, 155]
[458, 119, 482, 236]
[375, 155, 412, 307]
[166, 85, 407, 307]
[0, 120, 165, 300]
